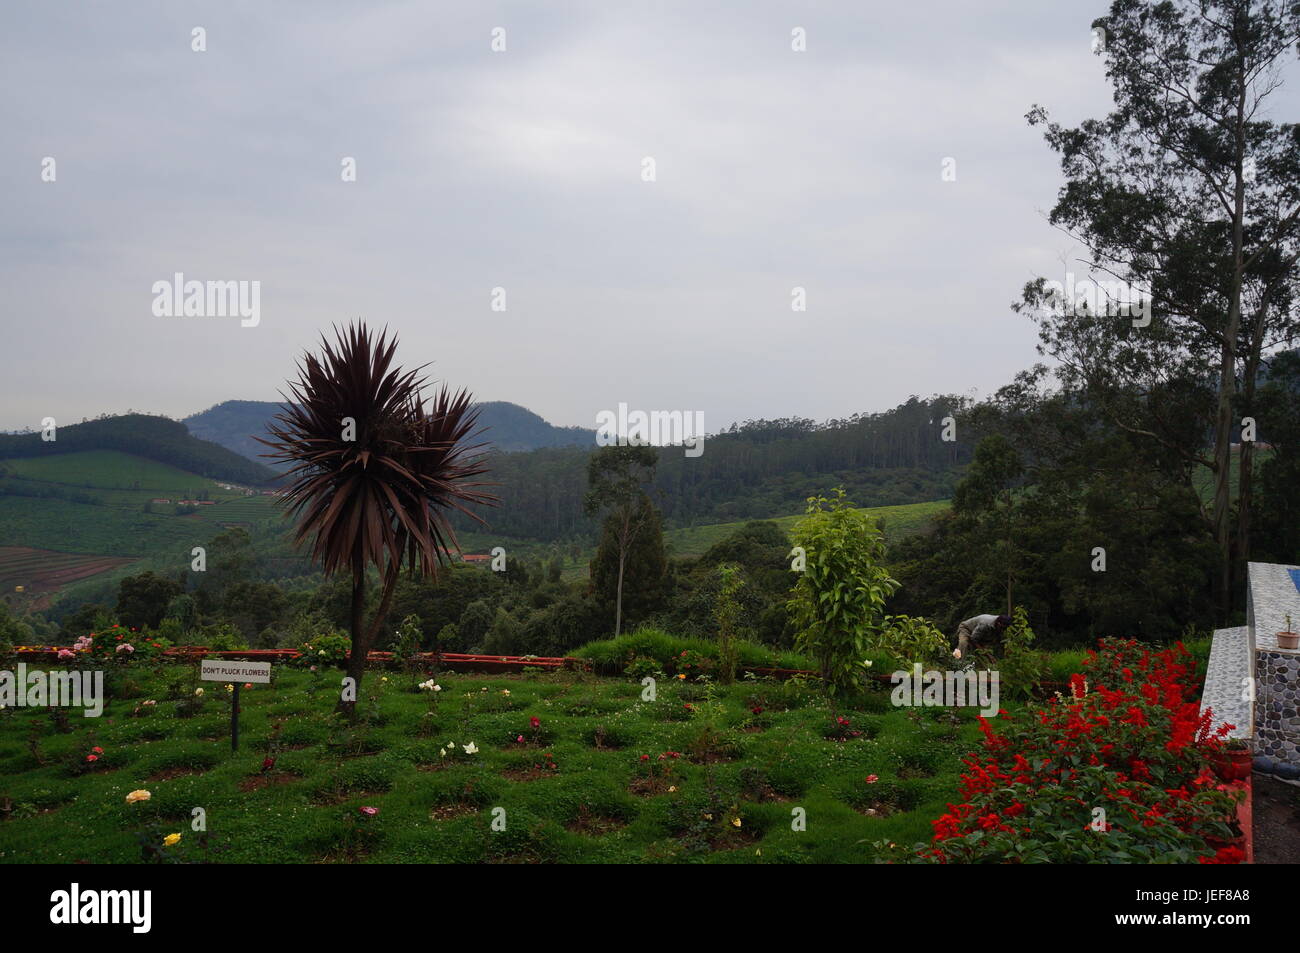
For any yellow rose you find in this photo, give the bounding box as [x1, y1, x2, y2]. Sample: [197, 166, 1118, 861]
[163, 833, 181, 847]
[125, 789, 151, 804]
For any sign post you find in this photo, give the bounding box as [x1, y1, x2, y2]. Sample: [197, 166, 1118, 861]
[199, 659, 272, 753]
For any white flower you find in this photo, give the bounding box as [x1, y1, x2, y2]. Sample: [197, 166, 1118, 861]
[462, 742, 478, 755]
[194, 688, 204, 696]
[439, 748, 446, 757]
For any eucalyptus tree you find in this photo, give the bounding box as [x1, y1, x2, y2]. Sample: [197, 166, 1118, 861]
[584, 443, 659, 636]
[1020, 0, 1300, 612]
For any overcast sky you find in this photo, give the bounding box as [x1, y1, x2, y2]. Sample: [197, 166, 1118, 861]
[2, 0, 1268, 434]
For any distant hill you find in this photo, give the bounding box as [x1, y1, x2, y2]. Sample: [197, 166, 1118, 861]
[470, 401, 596, 452]
[0, 414, 278, 487]
[184, 399, 595, 467]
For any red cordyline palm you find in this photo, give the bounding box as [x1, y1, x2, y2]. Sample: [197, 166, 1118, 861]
[259, 322, 495, 712]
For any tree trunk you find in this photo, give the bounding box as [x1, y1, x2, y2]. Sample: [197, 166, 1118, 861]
[336, 564, 401, 719]
[614, 548, 626, 637]
[1236, 306, 1267, 604]
[338, 571, 368, 716]
[1213, 75, 1248, 619]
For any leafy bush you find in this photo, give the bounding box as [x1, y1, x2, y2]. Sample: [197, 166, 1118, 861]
[80, 625, 170, 663]
[994, 606, 1049, 698]
[876, 615, 950, 667]
[787, 488, 899, 694]
[296, 631, 351, 667]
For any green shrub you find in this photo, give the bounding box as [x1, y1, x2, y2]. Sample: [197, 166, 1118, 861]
[296, 630, 350, 667]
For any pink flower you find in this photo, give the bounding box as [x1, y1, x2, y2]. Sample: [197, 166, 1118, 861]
[359, 806, 379, 817]
[92, 746, 103, 754]
[516, 735, 525, 743]
[86, 754, 98, 762]
[116, 643, 134, 654]
[57, 649, 75, 660]
[865, 774, 879, 784]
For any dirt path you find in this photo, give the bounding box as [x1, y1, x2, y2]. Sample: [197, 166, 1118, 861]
[1252, 775, 1300, 864]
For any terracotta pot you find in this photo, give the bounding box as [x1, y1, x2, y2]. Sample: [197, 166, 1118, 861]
[1277, 631, 1299, 650]
[1214, 747, 1252, 782]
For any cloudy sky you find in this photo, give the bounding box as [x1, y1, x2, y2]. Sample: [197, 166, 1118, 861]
[1, 1, 1187, 433]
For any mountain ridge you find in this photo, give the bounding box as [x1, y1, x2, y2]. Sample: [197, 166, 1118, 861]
[183, 399, 597, 468]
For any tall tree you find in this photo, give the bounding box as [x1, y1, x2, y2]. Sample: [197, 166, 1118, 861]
[590, 498, 670, 631]
[1023, 0, 1300, 614]
[260, 323, 494, 714]
[953, 435, 1026, 616]
[584, 443, 659, 636]
[116, 571, 183, 631]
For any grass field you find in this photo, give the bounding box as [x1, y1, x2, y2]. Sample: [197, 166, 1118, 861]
[1, 451, 247, 499]
[664, 500, 950, 559]
[0, 664, 985, 863]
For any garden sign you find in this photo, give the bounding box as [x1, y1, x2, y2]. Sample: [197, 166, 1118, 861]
[200, 660, 272, 752]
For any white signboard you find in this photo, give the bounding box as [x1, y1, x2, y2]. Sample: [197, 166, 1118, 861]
[200, 660, 272, 684]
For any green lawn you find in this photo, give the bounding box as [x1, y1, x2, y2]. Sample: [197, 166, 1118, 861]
[0, 664, 987, 864]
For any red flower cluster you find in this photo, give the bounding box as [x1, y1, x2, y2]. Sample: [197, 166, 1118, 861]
[920, 639, 1243, 864]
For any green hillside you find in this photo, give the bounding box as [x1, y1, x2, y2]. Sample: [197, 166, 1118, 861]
[0, 497, 208, 557]
[0, 449, 286, 606]
[4, 450, 236, 494]
[0, 413, 278, 487]
[664, 499, 950, 559]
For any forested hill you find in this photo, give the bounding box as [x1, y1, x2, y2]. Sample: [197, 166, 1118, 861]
[457, 395, 972, 541]
[184, 399, 596, 466]
[0, 414, 277, 486]
[470, 401, 597, 451]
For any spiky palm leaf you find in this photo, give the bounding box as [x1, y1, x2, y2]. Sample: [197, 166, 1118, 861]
[260, 323, 494, 583]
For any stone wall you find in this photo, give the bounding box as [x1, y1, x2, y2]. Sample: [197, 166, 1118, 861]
[1254, 649, 1300, 769]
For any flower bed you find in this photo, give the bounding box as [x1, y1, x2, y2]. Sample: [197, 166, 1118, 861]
[906, 638, 1246, 864]
[10, 645, 578, 674]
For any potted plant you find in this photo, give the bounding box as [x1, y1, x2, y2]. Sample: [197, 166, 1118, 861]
[1217, 738, 1253, 782]
[1278, 614, 1299, 651]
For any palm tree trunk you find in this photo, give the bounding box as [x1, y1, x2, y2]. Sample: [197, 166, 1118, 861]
[338, 571, 368, 716]
[337, 564, 401, 718]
